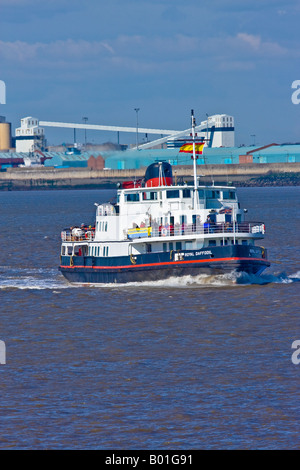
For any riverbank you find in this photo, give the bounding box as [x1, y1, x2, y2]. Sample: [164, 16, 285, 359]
[0, 162, 299, 190]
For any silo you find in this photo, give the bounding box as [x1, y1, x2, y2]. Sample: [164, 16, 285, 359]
[0, 122, 12, 150]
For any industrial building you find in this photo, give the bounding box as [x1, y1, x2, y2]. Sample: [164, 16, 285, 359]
[0, 114, 300, 170]
[15, 117, 46, 153]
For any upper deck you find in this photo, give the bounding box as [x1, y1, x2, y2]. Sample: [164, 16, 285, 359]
[115, 184, 238, 213]
[60, 177, 267, 250]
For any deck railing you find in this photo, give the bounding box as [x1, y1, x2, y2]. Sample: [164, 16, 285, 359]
[127, 222, 265, 239]
[61, 222, 265, 243]
[61, 229, 95, 242]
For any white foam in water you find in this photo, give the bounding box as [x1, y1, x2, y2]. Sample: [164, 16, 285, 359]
[89, 270, 300, 288]
[1, 266, 298, 290]
[290, 270, 300, 280]
[0, 266, 74, 290]
[235, 270, 300, 285]
[88, 272, 252, 289]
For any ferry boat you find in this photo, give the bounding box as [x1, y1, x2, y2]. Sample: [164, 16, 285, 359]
[59, 112, 270, 284]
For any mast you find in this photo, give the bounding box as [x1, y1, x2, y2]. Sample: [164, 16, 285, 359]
[191, 109, 199, 210]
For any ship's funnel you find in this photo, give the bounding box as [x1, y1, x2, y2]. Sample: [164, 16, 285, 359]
[144, 161, 173, 187]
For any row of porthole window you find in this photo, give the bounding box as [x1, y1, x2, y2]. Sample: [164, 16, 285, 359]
[162, 239, 249, 251]
[210, 239, 249, 246]
[97, 221, 108, 232]
[89, 245, 109, 257]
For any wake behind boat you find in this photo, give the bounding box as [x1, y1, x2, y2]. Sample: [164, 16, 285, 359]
[59, 111, 270, 284]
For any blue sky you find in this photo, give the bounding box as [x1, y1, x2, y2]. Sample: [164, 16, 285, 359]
[1, 0, 300, 146]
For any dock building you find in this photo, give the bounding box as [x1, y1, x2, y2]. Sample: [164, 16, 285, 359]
[0, 115, 300, 170]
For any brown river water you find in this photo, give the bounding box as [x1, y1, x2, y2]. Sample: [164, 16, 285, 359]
[0, 186, 299, 449]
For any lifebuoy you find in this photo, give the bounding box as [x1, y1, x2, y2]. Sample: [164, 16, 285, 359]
[161, 227, 168, 237]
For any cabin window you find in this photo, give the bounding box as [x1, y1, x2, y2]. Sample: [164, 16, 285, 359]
[198, 189, 204, 199]
[176, 242, 182, 250]
[208, 240, 216, 246]
[222, 190, 236, 200]
[146, 244, 152, 253]
[166, 190, 180, 199]
[206, 190, 220, 199]
[143, 191, 158, 201]
[125, 193, 140, 202]
[103, 246, 109, 257]
[242, 240, 248, 245]
[74, 246, 83, 256]
[182, 189, 191, 198]
[68, 246, 73, 255]
[163, 243, 167, 252]
[169, 242, 174, 251]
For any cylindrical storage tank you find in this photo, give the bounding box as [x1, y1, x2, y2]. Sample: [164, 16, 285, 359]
[0, 122, 12, 150]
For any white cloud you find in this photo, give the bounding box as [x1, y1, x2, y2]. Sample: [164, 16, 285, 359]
[0, 39, 115, 63]
[237, 33, 261, 49]
[0, 31, 294, 80]
[236, 32, 287, 56]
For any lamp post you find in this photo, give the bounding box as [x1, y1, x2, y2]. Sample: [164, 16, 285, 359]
[83, 116, 88, 148]
[134, 108, 140, 149]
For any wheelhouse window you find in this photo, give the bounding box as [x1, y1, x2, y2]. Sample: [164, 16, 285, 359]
[166, 190, 180, 199]
[182, 189, 191, 198]
[222, 190, 236, 200]
[143, 191, 158, 201]
[125, 193, 140, 202]
[206, 190, 220, 199]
